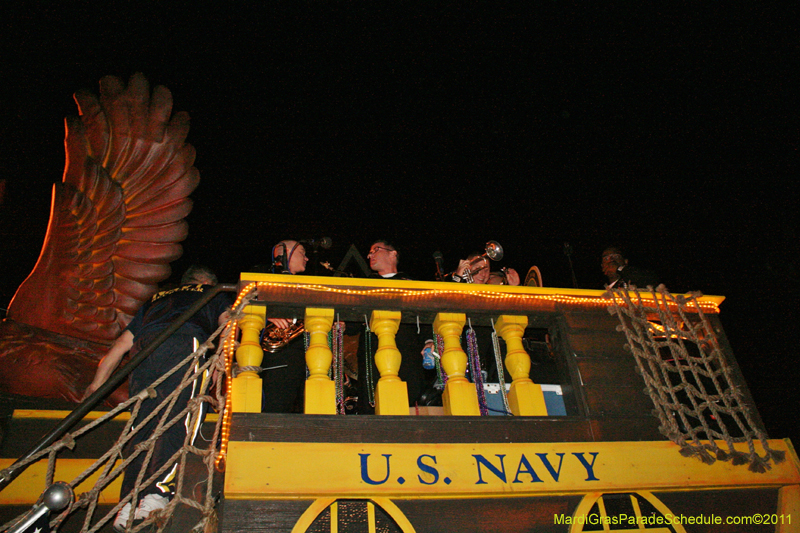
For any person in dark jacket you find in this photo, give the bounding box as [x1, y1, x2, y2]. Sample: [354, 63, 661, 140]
[84, 265, 231, 532]
[601, 247, 659, 288]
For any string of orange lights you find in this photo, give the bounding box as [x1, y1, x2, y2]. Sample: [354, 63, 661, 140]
[216, 284, 258, 471]
[246, 280, 720, 313]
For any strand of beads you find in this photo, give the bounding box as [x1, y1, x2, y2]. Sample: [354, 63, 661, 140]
[365, 321, 375, 407]
[491, 325, 511, 415]
[466, 325, 488, 416]
[333, 320, 345, 414]
[304, 331, 310, 380]
[434, 331, 448, 389]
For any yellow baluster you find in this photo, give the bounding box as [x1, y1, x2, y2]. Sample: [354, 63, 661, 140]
[496, 315, 547, 416]
[434, 312, 480, 416]
[370, 310, 408, 415]
[232, 305, 265, 413]
[304, 307, 336, 414]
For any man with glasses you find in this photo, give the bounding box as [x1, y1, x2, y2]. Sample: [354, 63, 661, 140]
[366, 240, 407, 279]
[601, 247, 658, 289]
[356, 240, 422, 413]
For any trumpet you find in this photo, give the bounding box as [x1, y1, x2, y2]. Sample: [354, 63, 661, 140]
[448, 241, 504, 283]
[488, 267, 511, 285]
[260, 319, 305, 353]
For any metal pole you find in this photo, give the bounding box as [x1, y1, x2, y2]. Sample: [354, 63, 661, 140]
[6, 482, 73, 533]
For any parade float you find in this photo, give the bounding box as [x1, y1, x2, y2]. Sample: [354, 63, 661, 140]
[0, 76, 797, 533]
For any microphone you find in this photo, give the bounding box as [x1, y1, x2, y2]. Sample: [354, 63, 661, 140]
[272, 243, 290, 274]
[433, 251, 445, 281]
[303, 237, 332, 249]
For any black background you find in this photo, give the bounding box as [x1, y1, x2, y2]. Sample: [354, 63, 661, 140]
[1, 3, 796, 443]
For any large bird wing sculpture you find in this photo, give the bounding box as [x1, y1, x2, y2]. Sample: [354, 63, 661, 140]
[0, 74, 198, 402]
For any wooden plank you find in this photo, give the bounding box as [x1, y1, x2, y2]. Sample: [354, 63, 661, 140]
[573, 356, 640, 383]
[1, 417, 126, 458]
[582, 385, 654, 418]
[0, 458, 122, 505]
[229, 413, 598, 443]
[654, 488, 779, 532]
[221, 496, 583, 533]
[588, 418, 663, 441]
[563, 328, 628, 358]
[561, 310, 621, 330]
[221, 499, 312, 532]
[217, 489, 780, 533]
[708, 315, 768, 434]
[0, 417, 218, 458]
[393, 495, 583, 533]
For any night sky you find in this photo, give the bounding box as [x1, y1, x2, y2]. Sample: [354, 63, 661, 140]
[1, 4, 797, 441]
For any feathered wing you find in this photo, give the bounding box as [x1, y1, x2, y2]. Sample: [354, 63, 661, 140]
[7, 73, 199, 344]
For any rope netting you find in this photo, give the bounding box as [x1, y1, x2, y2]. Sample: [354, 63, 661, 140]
[0, 289, 258, 533]
[606, 285, 785, 473]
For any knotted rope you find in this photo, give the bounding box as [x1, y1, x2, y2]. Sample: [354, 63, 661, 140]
[606, 285, 784, 473]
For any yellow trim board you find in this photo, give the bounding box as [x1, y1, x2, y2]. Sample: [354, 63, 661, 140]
[224, 440, 799, 500]
[239, 273, 725, 306]
[0, 458, 122, 505]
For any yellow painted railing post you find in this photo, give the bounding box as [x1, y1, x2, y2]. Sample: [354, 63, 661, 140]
[232, 305, 265, 413]
[304, 307, 336, 414]
[370, 310, 408, 415]
[434, 312, 480, 416]
[496, 315, 547, 416]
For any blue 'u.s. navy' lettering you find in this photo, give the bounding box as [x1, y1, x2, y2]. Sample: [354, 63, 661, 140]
[358, 451, 600, 486]
[474, 452, 599, 484]
[537, 453, 565, 481]
[359, 453, 392, 485]
[473, 454, 507, 484]
[512, 454, 543, 483]
[417, 455, 439, 485]
[572, 452, 600, 481]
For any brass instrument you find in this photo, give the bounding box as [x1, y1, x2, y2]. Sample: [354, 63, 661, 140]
[260, 319, 305, 353]
[488, 267, 511, 285]
[449, 240, 504, 283]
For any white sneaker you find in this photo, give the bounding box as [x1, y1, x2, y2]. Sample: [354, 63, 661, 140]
[134, 494, 170, 521]
[113, 502, 133, 532]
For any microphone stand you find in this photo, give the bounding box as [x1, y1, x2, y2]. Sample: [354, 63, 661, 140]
[320, 262, 352, 277]
[433, 251, 445, 282]
[564, 242, 579, 288]
[303, 238, 332, 276]
[311, 247, 320, 276]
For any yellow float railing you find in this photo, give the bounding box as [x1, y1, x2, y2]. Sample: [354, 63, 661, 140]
[230, 273, 724, 417]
